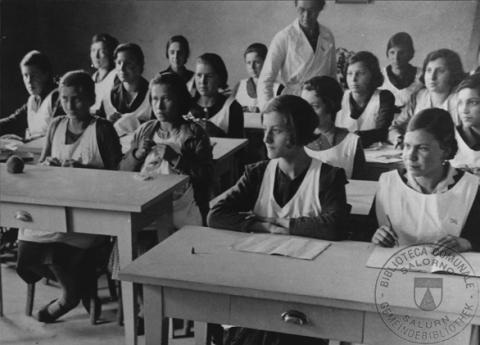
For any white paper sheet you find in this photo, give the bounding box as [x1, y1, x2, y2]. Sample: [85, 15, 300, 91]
[232, 234, 331, 260]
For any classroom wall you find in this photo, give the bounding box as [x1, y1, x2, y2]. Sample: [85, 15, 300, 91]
[2, 0, 479, 117]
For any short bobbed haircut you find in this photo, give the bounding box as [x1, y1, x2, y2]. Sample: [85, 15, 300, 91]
[20, 50, 53, 79]
[263, 95, 318, 146]
[386, 32, 414, 61]
[114, 43, 145, 73]
[302, 76, 344, 115]
[294, 0, 326, 12]
[406, 108, 458, 160]
[150, 73, 193, 116]
[91, 33, 119, 68]
[244, 43, 268, 60]
[59, 70, 96, 104]
[165, 35, 190, 61]
[455, 72, 480, 96]
[196, 53, 228, 89]
[347, 51, 384, 90]
[419, 49, 466, 89]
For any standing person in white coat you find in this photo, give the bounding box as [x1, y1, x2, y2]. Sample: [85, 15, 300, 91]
[450, 73, 480, 175]
[257, 0, 336, 111]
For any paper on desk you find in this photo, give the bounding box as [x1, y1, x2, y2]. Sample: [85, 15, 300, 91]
[364, 144, 402, 163]
[232, 234, 331, 260]
[366, 246, 480, 277]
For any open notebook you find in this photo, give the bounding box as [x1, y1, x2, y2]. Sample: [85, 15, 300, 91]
[232, 234, 331, 260]
[367, 245, 480, 277]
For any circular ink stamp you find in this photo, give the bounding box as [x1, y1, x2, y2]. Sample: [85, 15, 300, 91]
[374, 244, 479, 344]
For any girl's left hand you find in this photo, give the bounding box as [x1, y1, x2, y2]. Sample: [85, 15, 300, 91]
[435, 235, 472, 253]
[62, 159, 82, 168]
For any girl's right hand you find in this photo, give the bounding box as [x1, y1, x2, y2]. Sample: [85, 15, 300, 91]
[134, 139, 155, 160]
[372, 225, 398, 247]
[42, 157, 61, 166]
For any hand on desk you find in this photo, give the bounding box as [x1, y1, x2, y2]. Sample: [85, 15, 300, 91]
[372, 225, 398, 247]
[434, 235, 472, 253]
[107, 111, 122, 123]
[242, 212, 290, 235]
[42, 157, 82, 168]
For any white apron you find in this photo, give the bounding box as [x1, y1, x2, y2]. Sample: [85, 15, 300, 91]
[19, 117, 103, 248]
[450, 129, 480, 170]
[139, 131, 202, 230]
[26, 90, 56, 138]
[335, 90, 381, 132]
[412, 89, 459, 125]
[91, 69, 117, 113]
[253, 159, 323, 218]
[236, 78, 281, 112]
[209, 97, 235, 135]
[102, 83, 152, 136]
[304, 132, 359, 179]
[375, 170, 478, 245]
[381, 66, 423, 108]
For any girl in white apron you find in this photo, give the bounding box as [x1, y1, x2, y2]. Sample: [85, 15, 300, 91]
[189, 53, 244, 138]
[120, 73, 213, 227]
[301, 76, 365, 179]
[234, 43, 282, 113]
[17, 71, 122, 324]
[380, 32, 423, 110]
[335, 51, 395, 147]
[100, 43, 152, 136]
[371, 108, 480, 345]
[450, 74, 480, 175]
[209, 95, 349, 345]
[0, 50, 61, 139]
[89, 33, 118, 114]
[389, 49, 466, 146]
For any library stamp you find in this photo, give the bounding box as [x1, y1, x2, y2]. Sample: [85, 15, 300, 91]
[374, 244, 479, 344]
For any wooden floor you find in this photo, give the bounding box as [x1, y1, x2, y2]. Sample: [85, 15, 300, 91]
[0, 262, 194, 345]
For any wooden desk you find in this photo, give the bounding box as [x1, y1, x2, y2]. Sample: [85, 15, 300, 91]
[364, 144, 403, 181]
[210, 137, 248, 196]
[0, 164, 188, 345]
[120, 227, 478, 345]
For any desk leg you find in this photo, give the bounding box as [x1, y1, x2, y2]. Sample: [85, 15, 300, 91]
[144, 285, 168, 345]
[194, 322, 210, 345]
[118, 217, 139, 345]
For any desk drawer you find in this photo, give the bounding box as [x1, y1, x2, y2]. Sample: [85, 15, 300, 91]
[230, 296, 363, 343]
[0, 203, 67, 232]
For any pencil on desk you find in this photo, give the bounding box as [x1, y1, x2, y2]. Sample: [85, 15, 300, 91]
[386, 215, 399, 247]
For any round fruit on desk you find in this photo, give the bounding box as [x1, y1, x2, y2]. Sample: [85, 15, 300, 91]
[6, 155, 24, 173]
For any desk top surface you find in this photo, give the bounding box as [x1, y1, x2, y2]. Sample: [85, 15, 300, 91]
[120, 226, 480, 317]
[210, 137, 248, 160]
[0, 163, 188, 212]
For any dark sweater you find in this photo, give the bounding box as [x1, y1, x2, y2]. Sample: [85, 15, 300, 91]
[208, 160, 349, 240]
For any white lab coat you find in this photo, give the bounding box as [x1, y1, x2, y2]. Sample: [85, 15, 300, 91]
[257, 19, 336, 110]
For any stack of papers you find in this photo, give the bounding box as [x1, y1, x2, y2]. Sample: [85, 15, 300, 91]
[232, 234, 331, 260]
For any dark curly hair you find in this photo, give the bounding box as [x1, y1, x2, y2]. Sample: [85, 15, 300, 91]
[347, 51, 384, 90]
[419, 49, 466, 89]
[150, 73, 193, 116]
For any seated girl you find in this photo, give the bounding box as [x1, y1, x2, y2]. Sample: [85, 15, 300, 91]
[389, 49, 466, 147]
[89, 33, 118, 113]
[208, 95, 348, 345]
[335, 51, 396, 147]
[97, 43, 152, 136]
[450, 73, 480, 175]
[159, 35, 194, 84]
[120, 73, 213, 223]
[189, 53, 244, 138]
[302, 76, 365, 179]
[0, 50, 63, 139]
[17, 71, 122, 323]
[232, 43, 282, 113]
[371, 108, 480, 252]
[381, 32, 423, 110]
